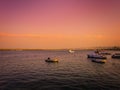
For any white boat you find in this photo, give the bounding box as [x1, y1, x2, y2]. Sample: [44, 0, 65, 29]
[87, 53, 107, 59]
[69, 50, 75, 53]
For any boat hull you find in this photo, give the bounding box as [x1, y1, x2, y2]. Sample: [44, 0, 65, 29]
[92, 59, 106, 63]
[112, 53, 120, 59]
[112, 55, 120, 59]
[88, 55, 107, 59]
[100, 53, 111, 55]
[45, 59, 58, 62]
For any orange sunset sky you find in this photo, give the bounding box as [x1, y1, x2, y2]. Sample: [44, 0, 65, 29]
[0, 0, 120, 49]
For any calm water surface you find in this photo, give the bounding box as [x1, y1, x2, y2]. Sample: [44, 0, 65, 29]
[0, 50, 120, 90]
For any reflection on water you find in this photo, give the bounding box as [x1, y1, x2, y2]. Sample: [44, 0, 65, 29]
[0, 50, 120, 90]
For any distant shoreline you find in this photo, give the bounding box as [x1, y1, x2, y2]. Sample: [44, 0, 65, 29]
[0, 49, 93, 51]
[0, 47, 120, 51]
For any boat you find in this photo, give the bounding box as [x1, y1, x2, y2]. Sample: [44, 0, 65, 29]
[94, 50, 100, 53]
[91, 59, 106, 63]
[69, 49, 75, 53]
[87, 53, 107, 59]
[112, 53, 120, 59]
[99, 52, 111, 55]
[45, 58, 58, 62]
[94, 50, 111, 55]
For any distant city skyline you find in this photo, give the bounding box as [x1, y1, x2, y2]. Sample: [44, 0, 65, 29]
[0, 0, 120, 49]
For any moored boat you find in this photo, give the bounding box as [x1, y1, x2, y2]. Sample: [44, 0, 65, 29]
[99, 52, 111, 55]
[87, 54, 107, 59]
[45, 57, 58, 62]
[69, 49, 75, 53]
[91, 59, 106, 63]
[94, 49, 111, 55]
[112, 53, 120, 59]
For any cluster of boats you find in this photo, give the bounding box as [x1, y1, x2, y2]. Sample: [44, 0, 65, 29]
[87, 51, 120, 64]
[45, 50, 120, 64]
[87, 52, 106, 63]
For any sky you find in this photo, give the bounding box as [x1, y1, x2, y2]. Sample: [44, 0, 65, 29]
[0, 0, 120, 49]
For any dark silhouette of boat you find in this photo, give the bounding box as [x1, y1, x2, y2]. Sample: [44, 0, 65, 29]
[88, 54, 107, 59]
[91, 59, 106, 63]
[45, 57, 58, 62]
[112, 53, 120, 59]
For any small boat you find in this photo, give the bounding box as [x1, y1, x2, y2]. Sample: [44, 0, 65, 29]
[99, 52, 111, 55]
[69, 49, 75, 53]
[112, 53, 120, 59]
[94, 50, 111, 55]
[94, 50, 99, 53]
[91, 59, 106, 63]
[45, 58, 58, 62]
[87, 53, 107, 59]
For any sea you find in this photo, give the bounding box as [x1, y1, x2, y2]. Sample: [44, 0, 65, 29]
[0, 50, 120, 90]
